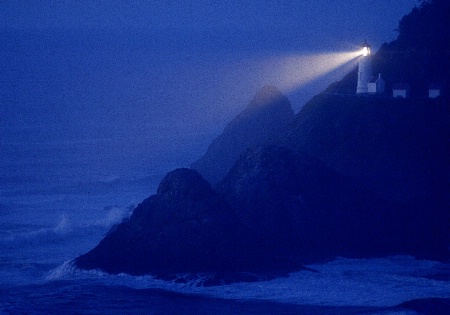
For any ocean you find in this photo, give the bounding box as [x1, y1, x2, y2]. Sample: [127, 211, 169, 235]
[1, 28, 449, 314]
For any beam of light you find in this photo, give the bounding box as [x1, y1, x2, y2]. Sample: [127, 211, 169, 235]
[250, 50, 362, 95]
[195, 48, 364, 120]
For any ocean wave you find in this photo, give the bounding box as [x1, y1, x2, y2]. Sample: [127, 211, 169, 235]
[93, 205, 133, 228]
[0, 205, 134, 246]
[46, 260, 104, 281]
[0, 215, 71, 245]
[46, 256, 450, 308]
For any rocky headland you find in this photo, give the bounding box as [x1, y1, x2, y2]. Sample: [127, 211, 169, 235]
[75, 0, 450, 277]
[191, 85, 294, 185]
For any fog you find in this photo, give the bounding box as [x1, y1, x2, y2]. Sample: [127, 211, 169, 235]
[1, 1, 419, 179]
[4, 3, 449, 313]
[0, 29, 356, 179]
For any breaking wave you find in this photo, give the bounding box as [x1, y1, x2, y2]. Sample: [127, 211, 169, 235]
[46, 256, 450, 308]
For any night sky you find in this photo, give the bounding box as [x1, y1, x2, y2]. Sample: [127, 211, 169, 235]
[3, 1, 418, 49]
[1, 1, 420, 175]
[0, 0, 417, 49]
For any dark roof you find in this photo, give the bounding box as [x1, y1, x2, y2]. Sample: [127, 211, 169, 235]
[368, 76, 377, 83]
[429, 83, 442, 89]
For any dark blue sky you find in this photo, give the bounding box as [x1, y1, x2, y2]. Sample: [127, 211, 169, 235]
[3, 1, 418, 50]
[1, 1, 421, 176]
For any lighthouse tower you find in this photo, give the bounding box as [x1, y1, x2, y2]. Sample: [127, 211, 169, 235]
[356, 40, 372, 94]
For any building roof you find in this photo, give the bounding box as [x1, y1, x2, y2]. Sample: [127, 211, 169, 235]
[369, 74, 384, 84]
[429, 83, 442, 89]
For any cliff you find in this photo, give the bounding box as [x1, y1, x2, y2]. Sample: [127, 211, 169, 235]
[75, 168, 247, 274]
[284, 94, 450, 205]
[75, 0, 450, 276]
[75, 143, 449, 276]
[191, 85, 294, 185]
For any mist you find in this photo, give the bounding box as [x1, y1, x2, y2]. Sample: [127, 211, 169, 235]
[1, 0, 419, 184]
[3, 2, 450, 313]
[0, 28, 356, 184]
[2, 0, 421, 185]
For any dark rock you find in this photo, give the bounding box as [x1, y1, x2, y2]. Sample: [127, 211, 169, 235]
[216, 146, 350, 261]
[278, 0, 450, 260]
[75, 168, 246, 275]
[216, 146, 318, 263]
[282, 94, 450, 260]
[398, 298, 450, 315]
[76, 140, 449, 276]
[77, 164, 335, 274]
[191, 85, 294, 185]
[218, 145, 450, 261]
[285, 94, 450, 205]
[156, 168, 213, 200]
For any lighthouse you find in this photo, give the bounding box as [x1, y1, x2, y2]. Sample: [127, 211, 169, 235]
[356, 40, 372, 94]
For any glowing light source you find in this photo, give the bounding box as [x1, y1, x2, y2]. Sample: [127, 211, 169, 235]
[362, 46, 370, 56]
[361, 40, 371, 56]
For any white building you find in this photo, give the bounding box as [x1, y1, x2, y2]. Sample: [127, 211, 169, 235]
[368, 73, 385, 94]
[356, 41, 372, 94]
[429, 84, 441, 98]
[393, 83, 410, 98]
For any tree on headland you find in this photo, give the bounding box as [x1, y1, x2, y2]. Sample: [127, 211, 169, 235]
[396, 0, 450, 52]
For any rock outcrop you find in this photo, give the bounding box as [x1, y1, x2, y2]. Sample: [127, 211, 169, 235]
[75, 168, 246, 274]
[284, 94, 450, 205]
[217, 145, 449, 262]
[282, 95, 449, 259]
[191, 85, 294, 185]
[76, 145, 448, 276]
